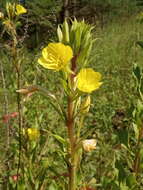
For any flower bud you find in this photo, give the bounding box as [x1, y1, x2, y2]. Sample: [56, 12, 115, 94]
[16, 86, 38, 94]
[80, 95, 91, 114]
[82, 139, 97, 152]
[62, 19, 69, 43]
[6, 2, 15, 19]
[11, 174, 20, 182]
[57, 25, 63, 42]
[0, 12, 4, 19]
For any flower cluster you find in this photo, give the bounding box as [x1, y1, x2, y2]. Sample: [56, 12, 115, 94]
[38, 43, 102, 93]
[0, 3, 27, 25]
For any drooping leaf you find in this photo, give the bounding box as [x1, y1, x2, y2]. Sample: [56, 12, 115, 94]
[115, 160, 127, 183]
[136, 41, 143, 48]
[118, 128, 129, 147]
[52, 134, 66, 145]
[133, 64, 142, 83]
[126, 173, 137, 188]
[49, 182, 58, 190]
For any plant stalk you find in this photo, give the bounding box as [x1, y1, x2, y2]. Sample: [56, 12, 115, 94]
[133, 127, 142, 176]
[67, 96, 77, 190]
[12, 34, 23, 188]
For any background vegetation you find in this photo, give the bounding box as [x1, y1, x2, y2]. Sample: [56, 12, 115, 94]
[1, 0, 143, 189]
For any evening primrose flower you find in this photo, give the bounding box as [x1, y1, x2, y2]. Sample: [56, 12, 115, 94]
[38, 43, 73, 71]
[27, 128, 40, 141]
[15, 4, 27, 15]
[77, 68, 102, 93]
[82, 139, 97, 152]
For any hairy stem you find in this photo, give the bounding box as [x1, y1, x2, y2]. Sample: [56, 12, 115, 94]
[67, 53, 80, 190]
[67, 96, 77, 190]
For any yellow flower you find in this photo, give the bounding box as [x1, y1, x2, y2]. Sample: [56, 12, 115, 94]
[77, 68, 102, 93]
[38, 43, 73, 71]
[82, 139, 97, 152]
[27, 128, 40, 141]
[15, 4, 27, 15]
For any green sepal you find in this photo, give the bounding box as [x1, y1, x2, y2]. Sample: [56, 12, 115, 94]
[57, 24, 63, 42]
[62, 19, 70, 43]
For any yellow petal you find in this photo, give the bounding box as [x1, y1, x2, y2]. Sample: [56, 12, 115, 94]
[38, 43, 73, 71]
[77, 68, 102, 93]
[38, 57, 61, 71]
[15, 4, 27, 15]
[27, 128, 40, 141]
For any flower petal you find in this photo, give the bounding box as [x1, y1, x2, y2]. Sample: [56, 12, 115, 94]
[15, 4, 27, 15]
[38, 43, 73, 71]
[77, 68, 102, 93]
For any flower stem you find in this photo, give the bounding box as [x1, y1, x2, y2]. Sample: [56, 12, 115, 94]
[133, 127, 142, 176]
[67, 96, 77, 190]
[66, 53, 80, 190]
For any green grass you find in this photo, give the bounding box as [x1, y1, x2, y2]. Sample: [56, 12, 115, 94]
[93, 15, 143, 107]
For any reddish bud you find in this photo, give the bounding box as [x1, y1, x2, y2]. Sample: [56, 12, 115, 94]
[11, 174, 20, 182]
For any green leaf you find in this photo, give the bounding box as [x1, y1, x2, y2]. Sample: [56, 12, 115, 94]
[133, 64, 142, 83]
[115, 160, 127, 183]
[120, 182, 129, 190]
[136, 41, 143, 48]
[126, 173, 137, 187]
[133, 123, 139, 140]
[17, 184, 25, 190]
[118, 128, 129, 147]
[52, 134, 66, 144]
[49, 183, 58, 190]
[140, 77, 143, 94]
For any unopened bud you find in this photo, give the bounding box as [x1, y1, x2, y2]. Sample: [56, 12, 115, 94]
[82, 139, 97, 152]
[0, 12, 4, 19]
[80, 95, 91, 114]
[6, 2, 16, 19]
[57, 25, 63, 42]
[16, 86, 38, 94]
[62, 19, 69, 43]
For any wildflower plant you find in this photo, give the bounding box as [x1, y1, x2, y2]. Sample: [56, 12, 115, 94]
[0, 2, 28, 189]
[18, 19, 102, 190]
